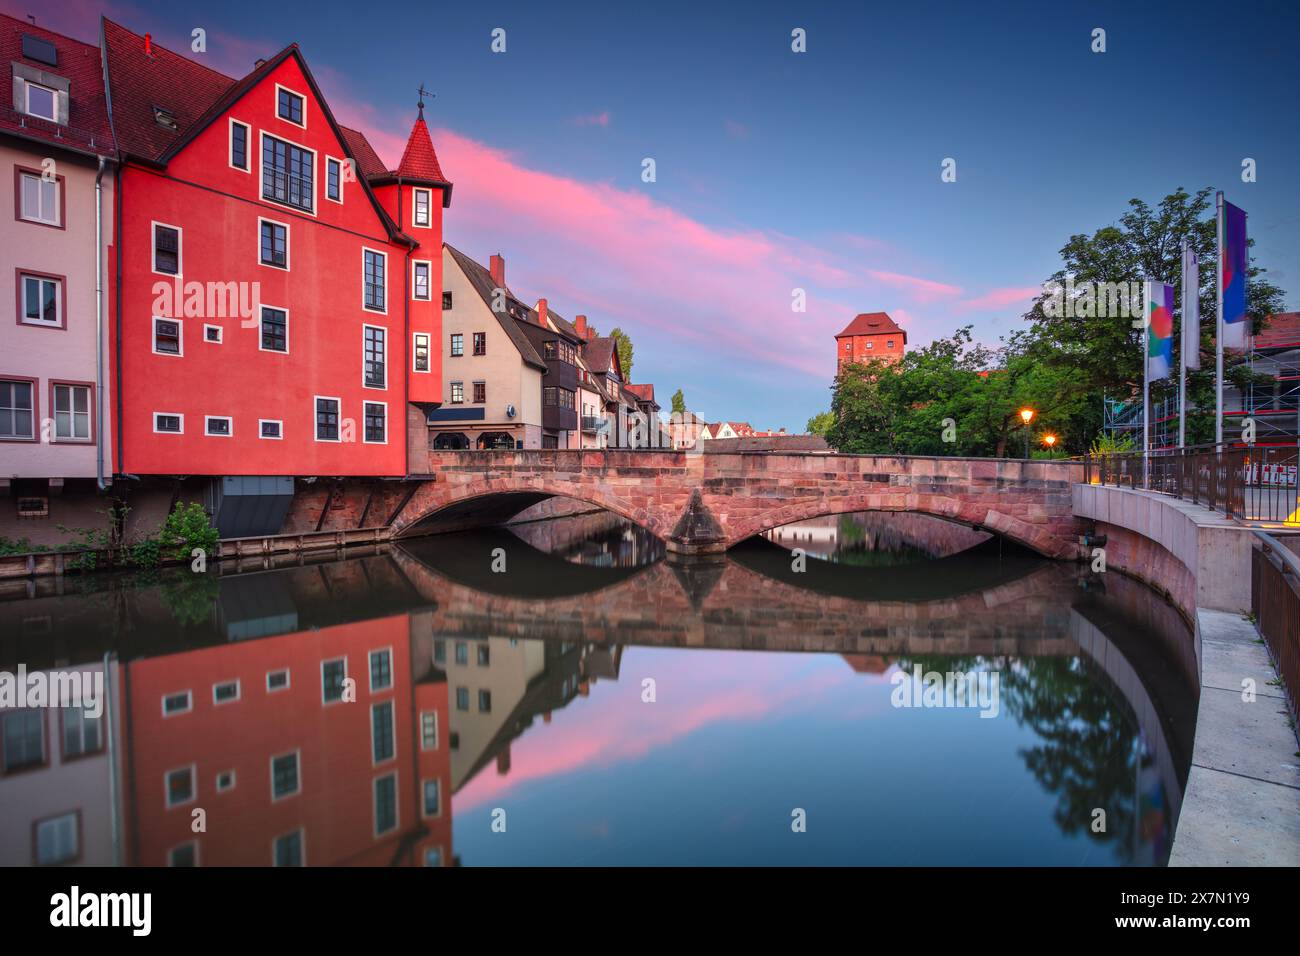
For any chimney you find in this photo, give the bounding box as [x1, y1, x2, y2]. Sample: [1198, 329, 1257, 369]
[496, 744, 511, 776]
[536, 297, 548, 326]
[144, 32, 153, 56]
[575, 314, 587, 339]
[489, 254, 505, 288]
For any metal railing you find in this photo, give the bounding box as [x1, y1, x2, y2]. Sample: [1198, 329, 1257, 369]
[1085, 443, 1300, 523]
[1251, 532, 1300, 721]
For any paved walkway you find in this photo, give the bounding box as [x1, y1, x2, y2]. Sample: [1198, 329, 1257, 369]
[1168, 609, 1300, 866]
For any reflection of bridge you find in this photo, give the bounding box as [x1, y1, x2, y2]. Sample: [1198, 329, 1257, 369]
[392, 451, 1087, 557]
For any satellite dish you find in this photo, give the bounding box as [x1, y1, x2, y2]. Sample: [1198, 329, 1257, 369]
[505, 404, 516, 418]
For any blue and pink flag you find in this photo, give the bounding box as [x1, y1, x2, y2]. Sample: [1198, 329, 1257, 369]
[1145, 280, 1174, 380]
[1220, 198, 1248, 349]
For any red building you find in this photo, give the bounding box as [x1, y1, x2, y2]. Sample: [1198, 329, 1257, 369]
[835, 312, 907, 372]
[103, 18, 449, 481]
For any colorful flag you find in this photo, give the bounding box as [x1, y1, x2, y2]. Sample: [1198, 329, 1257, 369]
[1220, 199, 1248, 349]
[1145, 280, 1174, 380]
[1182, 243, 1200, 369]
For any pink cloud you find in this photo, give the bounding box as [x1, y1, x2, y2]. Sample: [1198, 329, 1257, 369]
[568, 110, 611, 127]
[866, 269, 964, 304]
[957, 286, 1042, 312]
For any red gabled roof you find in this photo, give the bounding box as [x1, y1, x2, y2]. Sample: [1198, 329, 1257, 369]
[101, 17, 235, 162]
[0, 13, 115, 157]
[340, 125, 388, 179]
[624, 383, 656, 404]
[1255, 312, 1300, 350]
[836, 311, 907, 342]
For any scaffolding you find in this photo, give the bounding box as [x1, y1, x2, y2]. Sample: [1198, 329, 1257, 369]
[1102, 328, 1300, 450]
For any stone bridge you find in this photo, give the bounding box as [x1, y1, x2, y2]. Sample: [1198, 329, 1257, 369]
[391, 450, 1087, 558]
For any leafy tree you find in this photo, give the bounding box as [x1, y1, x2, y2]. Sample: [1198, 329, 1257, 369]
[610, 327, 634, 379]
[806, 411, 835, 437]
[670, 388, 686, 414]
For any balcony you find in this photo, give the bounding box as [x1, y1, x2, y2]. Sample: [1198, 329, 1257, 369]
[582, 416, 607, 434]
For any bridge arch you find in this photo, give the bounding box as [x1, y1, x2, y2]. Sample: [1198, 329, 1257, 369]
[391, 479, 674, 541]
[720, 492, 1074, 558]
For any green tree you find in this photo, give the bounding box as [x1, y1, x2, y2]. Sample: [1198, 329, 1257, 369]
[806, 411, 835, 437]
[670, 388, 686, 414]
[610, 327, 634, 379]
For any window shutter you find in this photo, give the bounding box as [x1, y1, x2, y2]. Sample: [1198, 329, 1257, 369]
[56, 89, 69, 126]
[11, 76, 24, 113]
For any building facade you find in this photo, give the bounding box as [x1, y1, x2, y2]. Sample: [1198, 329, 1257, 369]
[103, 18, 448, 482]
[1, 16, 116, 540]
[835, 311, 907, 372]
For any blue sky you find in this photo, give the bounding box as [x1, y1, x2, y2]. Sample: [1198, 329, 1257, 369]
[23, 0, 1300, 428]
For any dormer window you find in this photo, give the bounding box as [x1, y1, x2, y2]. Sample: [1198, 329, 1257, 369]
[153, 105, 178, 130]
[25, 82, 56, 121]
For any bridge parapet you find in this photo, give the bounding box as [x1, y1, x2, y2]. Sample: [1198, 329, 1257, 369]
[393, 450, 1085, 557]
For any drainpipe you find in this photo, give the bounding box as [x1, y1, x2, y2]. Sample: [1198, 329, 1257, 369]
[398, 177, 412, 478]
[95, 157, 108, 489]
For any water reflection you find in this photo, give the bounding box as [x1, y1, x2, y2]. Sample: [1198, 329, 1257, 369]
[0, 512, 1197, 867]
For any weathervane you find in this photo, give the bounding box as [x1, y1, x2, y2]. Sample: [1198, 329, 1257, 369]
[417, 84, 434, 120]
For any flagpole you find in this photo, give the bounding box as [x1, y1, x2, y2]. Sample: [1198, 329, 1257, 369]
[1143, 281, 1150, 489]
[1179, 239, 1188, 450]
[1215, 191, 1224, 448]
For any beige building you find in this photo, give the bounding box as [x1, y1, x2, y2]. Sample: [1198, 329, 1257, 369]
[433, 245, 546, 449]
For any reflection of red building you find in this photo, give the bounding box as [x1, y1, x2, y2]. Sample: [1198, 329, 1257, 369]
[122, 614, 452, 866]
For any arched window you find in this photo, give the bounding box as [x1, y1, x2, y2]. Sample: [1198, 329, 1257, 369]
[433, 432, 469, 450]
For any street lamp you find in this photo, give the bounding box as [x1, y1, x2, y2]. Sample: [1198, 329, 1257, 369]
[1019, 408, 1036, 458]
[1043, 434, 1058, 455]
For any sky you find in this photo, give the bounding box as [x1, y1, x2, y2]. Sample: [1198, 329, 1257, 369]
[12, 0, 1300, 429]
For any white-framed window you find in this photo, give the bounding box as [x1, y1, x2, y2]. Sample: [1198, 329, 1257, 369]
[153, 412, 184, 434]
[275, 84, 306, 127]
[18, 170, 59, 225]
[164, 764, 196, 808]
[24, 82, 57, 121]
[412, 188, 432, 228]
[273, 828, 305, 866]
[369, 648, 393, 691]
[34, 811, 79, 865]
[421, 778, 441, 818]
[449, 381, 463, 404]
[371, 700, 395, 765]
[363, 325, 386, 388]
[151, 221, 182, 276]
[260, 130, 316, 215]
[412, 260, 432, 300]
[413, 332, 430, 373]
[266, 668, 290, 692]
[260, 305, 289, 353]
[362, 248, 387, 312]
[212, 679, 240, 704]
[258, 217, 289, 269]
[216, 769, 236, 793]
[270, 749, 301, 801]
[168, 841, 199, 867]
[51, 383, 91, 442]
[203, 324, 223, 344]
[152, 316, 183, 356]
[326, 156, 343, 203]
[419, 710, 438, 750]
[259, 419, 283, 440]
[161, 690, 192, 716]
[19, 272, 62, 327]
[314, 396, 341, 442]
[229, 118, 251, 171]
[373, 772, 398, 837]
[320, 656, 347, 703]
[363, 401, 387, 445]
[204, 415, 233, 437]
